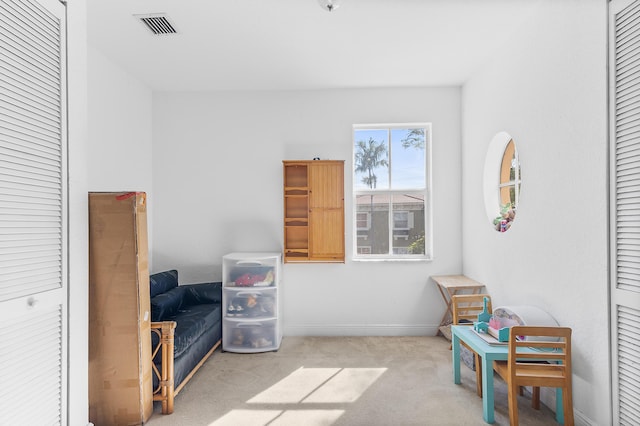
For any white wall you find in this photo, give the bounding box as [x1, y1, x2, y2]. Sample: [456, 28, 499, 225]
[87, 46, 153, 193]
[87, 46, 154, 264]
[152, 88, 462, 335]
[461, 0, 608, 424]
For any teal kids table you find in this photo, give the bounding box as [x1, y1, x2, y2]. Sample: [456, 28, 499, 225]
[451, 325, 565, 424]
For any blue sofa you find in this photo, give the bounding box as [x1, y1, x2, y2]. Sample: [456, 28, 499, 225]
[149, 270, 222, 414]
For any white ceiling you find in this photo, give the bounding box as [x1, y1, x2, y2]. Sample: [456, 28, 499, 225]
[87, 0, 541, 92]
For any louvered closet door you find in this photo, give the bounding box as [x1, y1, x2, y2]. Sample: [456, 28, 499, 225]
[0, 0, 67, 424]
[611, 1, 640, 424]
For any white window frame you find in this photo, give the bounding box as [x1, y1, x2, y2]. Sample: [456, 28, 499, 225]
[352, 123, 432, 261]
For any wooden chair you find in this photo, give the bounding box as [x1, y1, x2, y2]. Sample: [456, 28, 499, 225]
[451, 294, 492, 397]
[493, 326, 574, 426]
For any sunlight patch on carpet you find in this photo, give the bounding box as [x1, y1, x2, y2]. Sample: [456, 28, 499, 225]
[303, 368, 387, 403]
[215, 367, 387, 425]
[208, 409, 281, 426]
[248, 367, 340, 403]
[270, 409, 345, 425]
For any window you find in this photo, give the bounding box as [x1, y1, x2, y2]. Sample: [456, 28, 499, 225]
[499, 139, 521, 209]
[483, 132, 521, 232]
[353, 124, 431, 260]
[495, 138, 520, 232]
[357, 246, 372, 255]
[356, 212, 371, 230]
[393, 211, 411, 230]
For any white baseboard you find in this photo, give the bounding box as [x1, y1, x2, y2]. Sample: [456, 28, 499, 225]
[539, 387, 595, 426]
[283, 324, 440, 336]
[573, 409, 595, 426]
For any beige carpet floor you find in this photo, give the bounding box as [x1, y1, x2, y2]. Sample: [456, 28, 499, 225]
[146, 336, 559, 426]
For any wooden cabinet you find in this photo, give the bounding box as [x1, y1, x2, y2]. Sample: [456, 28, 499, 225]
[88, 192, 153, 425]
[283, 160, 344, 263]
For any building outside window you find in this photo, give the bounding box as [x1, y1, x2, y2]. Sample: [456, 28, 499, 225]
[357, 246, 372, 255]
[353, 124, 431, 260]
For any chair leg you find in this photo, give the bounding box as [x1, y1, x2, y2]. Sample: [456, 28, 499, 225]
[532, 387, 540, 410]
[563, 385, 575, 426]
[474, 353, 482, 397]
[508, 379, 519, 426]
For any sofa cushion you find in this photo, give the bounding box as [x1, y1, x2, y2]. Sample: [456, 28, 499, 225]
[172, 304, 222, 358]
[182, 282, 223, 305]
[150, 270, 178, 298]
[150, 286, 185, 321]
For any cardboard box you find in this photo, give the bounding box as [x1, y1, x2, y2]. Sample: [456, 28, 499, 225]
[88, 192, 152, 425]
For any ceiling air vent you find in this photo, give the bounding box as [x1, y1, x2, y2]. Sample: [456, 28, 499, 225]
[135, 13, 177, 35]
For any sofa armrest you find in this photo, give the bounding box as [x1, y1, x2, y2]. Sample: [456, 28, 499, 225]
[151, 321, 177, 414]
[182, 282, 223, 306]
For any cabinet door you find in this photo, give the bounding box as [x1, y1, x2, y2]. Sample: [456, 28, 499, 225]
[309, 162, 345, 261]
[309, 208, 344, 260]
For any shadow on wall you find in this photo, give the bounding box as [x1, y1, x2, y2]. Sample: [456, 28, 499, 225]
[150, 220, 280, 283]
[219, 219, 282, 254]
[150, 252, 223, 283]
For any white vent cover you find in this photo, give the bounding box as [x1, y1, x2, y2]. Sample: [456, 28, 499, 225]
[135, 13, 177, 35]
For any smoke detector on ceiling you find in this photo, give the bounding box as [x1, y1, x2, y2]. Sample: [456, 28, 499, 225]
[135, 13, 178, 35]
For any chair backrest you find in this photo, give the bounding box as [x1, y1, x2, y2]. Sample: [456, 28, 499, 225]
[451, 294, 492, 325]
[508, 325, 572, 385]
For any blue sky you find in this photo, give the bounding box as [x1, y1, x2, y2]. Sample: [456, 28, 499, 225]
[353, 128, 426, 190]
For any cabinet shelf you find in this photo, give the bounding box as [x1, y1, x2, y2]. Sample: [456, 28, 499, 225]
[284, 250, 309, 261]
[285, 218, 308, 225]
[285, 248, 308, 254]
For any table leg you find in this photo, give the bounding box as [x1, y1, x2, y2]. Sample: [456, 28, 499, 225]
[481, 355, 496, 424]
[452, 333, 461, 384]
[437, 285, 453, 327]
[556, 387, 564, 424]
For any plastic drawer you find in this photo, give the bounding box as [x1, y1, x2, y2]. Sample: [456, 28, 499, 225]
[223, 319, 279, 353]
[224, 288, 277, 320]
[224, 260, 277, 288]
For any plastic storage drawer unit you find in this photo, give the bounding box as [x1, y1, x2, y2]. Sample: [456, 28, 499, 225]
[222, 253, 282, 352]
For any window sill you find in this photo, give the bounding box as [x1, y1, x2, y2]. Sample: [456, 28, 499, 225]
[352, 257, 433, 263]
